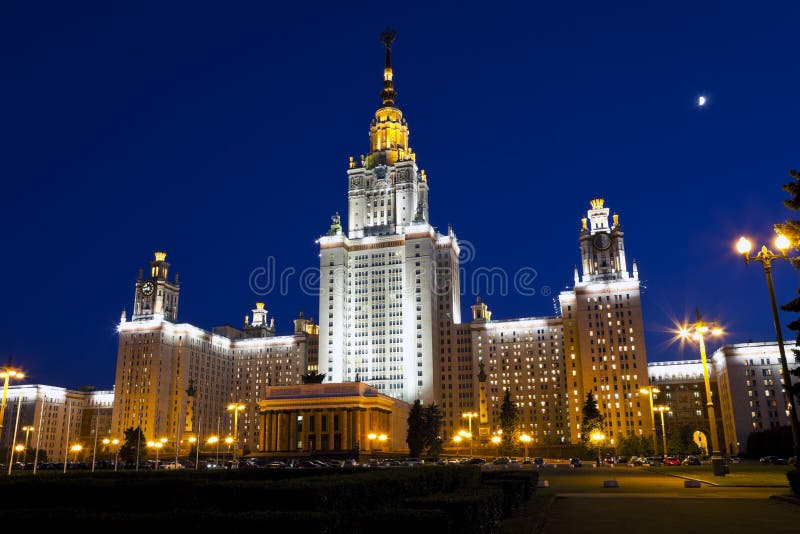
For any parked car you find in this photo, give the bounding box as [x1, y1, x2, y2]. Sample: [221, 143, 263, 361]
[682, 455, 701, 466]
[533, 457, 545, 467]
[663, 456, 681, 466]
[493, 457, 510, 465]
[728, 456, 742, 464]
[603, 454, 615, 465]
[569, 457, 582, 467]
[644, 456, 662, 466]
[759, 455, 787, 464]
[630, 456, 644, 466]
[467, 457, 486, 465]
[616, 456, 629, 465]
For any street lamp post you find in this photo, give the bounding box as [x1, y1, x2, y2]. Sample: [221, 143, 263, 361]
[491, 434, 501, 456]
[655, 406, 669, 458]
[21, 426, 34, 465]
[224, 436, 234, 465]
[590, 431, 605, 467]
[103, 438, 120, 471]
[207, 436, 220, 466]
[70, 444, 83, 465]
[737, 235, 800, 468]
[639, 386, 661, 454]
[679, 312, 725, 476]
[0, 364, 24, 443]
[452, 435, 463, 456]
[227, 403, 246, 464]
[461, 412, 478, 457]
[147, 440, 164, 469]
[520, 434, 531, 460]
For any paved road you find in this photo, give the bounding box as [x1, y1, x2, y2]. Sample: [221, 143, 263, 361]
[503, 466, 798, 534]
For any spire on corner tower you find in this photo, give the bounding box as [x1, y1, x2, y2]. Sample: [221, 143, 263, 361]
[380, 28, 398, 106]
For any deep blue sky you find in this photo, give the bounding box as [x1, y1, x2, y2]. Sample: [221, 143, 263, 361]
[2, 1, 799, 389]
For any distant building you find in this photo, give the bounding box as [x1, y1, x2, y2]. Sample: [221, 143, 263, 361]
[111, 251, 318, 455]
[647, 360, 724, 452]
[0, 385, 113, 462]
[712, 341, 799, 455]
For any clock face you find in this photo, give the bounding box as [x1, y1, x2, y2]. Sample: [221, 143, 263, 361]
[593, 233, 611, 250]
[375, 165, 388, 180]
[141, 280, 155, 297]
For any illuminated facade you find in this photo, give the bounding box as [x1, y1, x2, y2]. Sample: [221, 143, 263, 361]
[109, 35, 657, 453]
[712, 341, 799, 455]
[0, 385, 113, 462]
[318, 30, 460, 404]
[432, 199, 651, 447]
[556, 199, 652, 444]
[111, 252, 318, 454]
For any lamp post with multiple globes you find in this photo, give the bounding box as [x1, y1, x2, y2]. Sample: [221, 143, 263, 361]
[679, 312, 725, 475]
[147, 438, 166, 469]
[0, 364, 24, 443]
[737, 234, 800, 468]
[639, 386, 661, 454]
[519, 433, 532, 460]
[736, 235, 800, 468]
[367, 432, 388, 453]
[590, 431, 605, 467]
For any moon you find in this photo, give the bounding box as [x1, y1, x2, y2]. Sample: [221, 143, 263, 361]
[698, 96, 707, 107]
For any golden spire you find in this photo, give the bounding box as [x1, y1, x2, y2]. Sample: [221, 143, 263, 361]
[380, 29, 398, 106]
[363, 29, 412, 169]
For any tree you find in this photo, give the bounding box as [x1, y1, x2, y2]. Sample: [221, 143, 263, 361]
[499, 389, 519, 455]
[776, 169, 800, 406]
[118, 426, 147, 464]
[406, 400, 426, 458]
[422, 403, 443, 457]
[666, 424, 702, 456]
[580, 392, 604, 447]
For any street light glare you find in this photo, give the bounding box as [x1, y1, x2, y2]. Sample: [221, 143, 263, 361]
[711, 327, 723, 336]
[775, 234, 791, 251]
[736, 236, 753, 255]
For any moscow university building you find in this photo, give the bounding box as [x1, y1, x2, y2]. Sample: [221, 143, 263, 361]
[111, 36, 653, 454]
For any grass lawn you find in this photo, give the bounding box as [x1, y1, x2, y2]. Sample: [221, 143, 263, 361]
[649, 464, 792, 486]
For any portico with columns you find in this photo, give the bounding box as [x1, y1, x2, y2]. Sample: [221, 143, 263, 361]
[257, 382, 410, 454]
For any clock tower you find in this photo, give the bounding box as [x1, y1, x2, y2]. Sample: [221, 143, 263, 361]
[559, 198, 651, 446]
[132, 251, 180, 322]
[578, 198, 629, 283]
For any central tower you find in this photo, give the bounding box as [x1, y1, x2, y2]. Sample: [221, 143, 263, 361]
[318, 31, 460, 404]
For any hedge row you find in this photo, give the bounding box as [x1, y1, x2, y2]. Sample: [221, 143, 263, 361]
[0, 466, 482, 514]
[0, 466, 539, 531]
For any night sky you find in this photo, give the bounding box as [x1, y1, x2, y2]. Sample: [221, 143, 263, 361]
[2, 1, 799, 389]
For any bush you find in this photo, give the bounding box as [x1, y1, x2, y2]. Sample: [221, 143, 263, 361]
[404, 488, 504, 533]
[348, 508, 451, 532]
[788, 469, 800, 496]
[481, 469, 539, 501]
